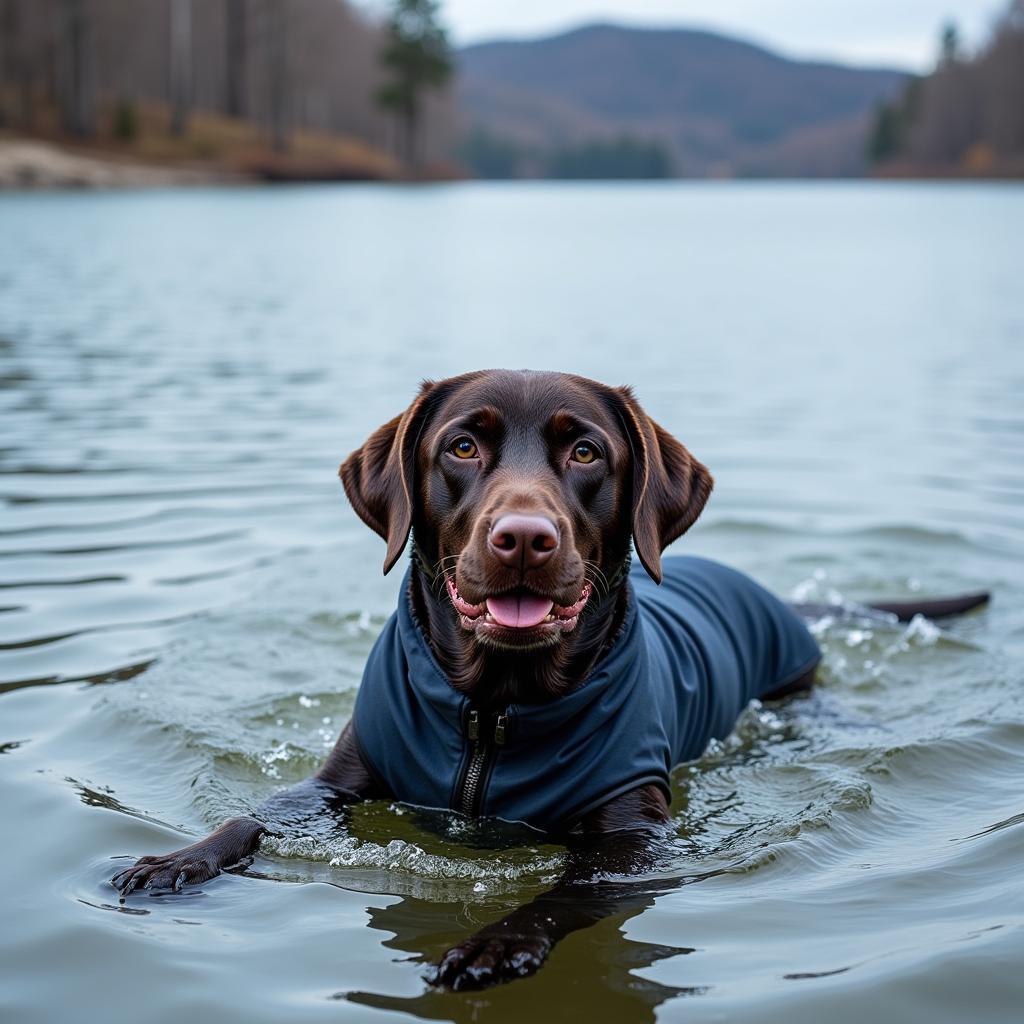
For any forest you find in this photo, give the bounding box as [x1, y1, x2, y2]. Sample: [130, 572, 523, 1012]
[870, 0, 1024, 176]
[0, 0, 455, 180]
[1, 0, 1022, 181]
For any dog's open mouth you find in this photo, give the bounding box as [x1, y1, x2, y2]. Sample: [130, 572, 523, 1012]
[446, 578, 592, 637]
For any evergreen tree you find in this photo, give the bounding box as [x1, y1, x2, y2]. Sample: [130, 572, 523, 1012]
[940, 21, 961, 66]
[376, 0, 452, 170]
[867, 102, 901, 162]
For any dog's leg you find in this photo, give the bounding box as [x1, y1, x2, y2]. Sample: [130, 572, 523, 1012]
[430, 785, 679, 990]
[111, 723, 377, 897]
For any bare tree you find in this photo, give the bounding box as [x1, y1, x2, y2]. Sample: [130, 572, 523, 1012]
[56, 0, 95, 136]
[265, 0, 288, 151]
[0, 1, 11, 126]
[225, 0, 246, 118]
[983, 0, 1024, 157]
[0, 0, 455, 168]
[169, 0, 191, 135]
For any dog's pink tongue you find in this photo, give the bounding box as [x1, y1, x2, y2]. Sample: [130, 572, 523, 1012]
[486, 593, 554, 628]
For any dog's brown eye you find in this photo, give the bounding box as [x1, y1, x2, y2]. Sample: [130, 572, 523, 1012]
[451, 438, 478, 459]
[571, 443, 596, 464]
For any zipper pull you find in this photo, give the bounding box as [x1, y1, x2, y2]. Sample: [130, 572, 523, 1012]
[494, 714, 508, 745]
[467, 710, 480, 741]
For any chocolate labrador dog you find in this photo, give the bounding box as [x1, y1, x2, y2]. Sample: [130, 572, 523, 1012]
[112, 369, 988, 990]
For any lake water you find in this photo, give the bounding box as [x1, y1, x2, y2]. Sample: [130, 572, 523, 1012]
[0, 182, 1022, 1024]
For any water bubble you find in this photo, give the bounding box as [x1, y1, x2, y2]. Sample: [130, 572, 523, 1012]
[259, 742, 293, 778]
[809, 615, 835, 637]
[904, 614, 941, 646]
[845, 629, 872, 648]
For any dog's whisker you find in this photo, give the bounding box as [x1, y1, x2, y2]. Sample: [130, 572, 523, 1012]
[432, 555, 460, 577]
[432, 567, 456, 598]
[427, 556, 461, 597]
[582, 561, 610, 598]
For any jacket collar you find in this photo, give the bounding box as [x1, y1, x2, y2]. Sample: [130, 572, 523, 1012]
[395, 564, 644, 745]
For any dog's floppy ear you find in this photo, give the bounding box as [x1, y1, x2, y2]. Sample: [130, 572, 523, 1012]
[339, 380, 439, 575]
[610, 386, 713, 584]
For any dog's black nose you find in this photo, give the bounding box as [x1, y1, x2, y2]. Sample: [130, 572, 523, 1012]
[488, 514, 559, 570]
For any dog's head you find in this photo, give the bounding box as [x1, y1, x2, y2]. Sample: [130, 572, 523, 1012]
[340, 370, 712, 655]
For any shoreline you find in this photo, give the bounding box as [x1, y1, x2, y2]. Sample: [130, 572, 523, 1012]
[3, 138, 1022, 191]
[0, 139, 247, 190]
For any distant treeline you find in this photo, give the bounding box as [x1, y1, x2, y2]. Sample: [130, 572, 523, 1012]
[870, 0, 1024, 175]
[460, 130, 675, 180]
[0, 0, 454, 169]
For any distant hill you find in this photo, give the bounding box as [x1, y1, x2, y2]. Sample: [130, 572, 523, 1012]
[456, 24, 911, 178]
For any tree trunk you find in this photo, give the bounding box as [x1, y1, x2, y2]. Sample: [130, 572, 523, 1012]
[404, 102, 418, 171]
[169, 0, 192, 136]
[57, 0, 95, 137]
[19, 37, 33, 128]
[266, 0, 288, 152]
[225, 0, 246, 118]
[0, 1, 9, 127]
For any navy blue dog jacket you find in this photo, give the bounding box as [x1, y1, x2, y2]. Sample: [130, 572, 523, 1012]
[353, 556, 820, 833]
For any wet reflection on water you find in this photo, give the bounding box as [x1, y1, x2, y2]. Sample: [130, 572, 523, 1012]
[347, 892, 700, 1023]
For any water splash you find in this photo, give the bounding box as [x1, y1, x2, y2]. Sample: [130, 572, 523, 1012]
[264, 832, 564, 887]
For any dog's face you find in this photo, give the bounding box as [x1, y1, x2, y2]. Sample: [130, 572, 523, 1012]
[341, 370, 712, 655]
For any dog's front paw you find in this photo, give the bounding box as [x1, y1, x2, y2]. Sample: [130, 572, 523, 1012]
[111, 816, 266, 898]
[429, 929, 552, 990]
[111, 850, 221, 897]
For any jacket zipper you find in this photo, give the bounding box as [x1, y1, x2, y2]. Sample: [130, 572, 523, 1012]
[457, 709, 508, 817]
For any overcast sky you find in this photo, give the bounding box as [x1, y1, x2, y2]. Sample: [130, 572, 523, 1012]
[438, 0, 1007, 70]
